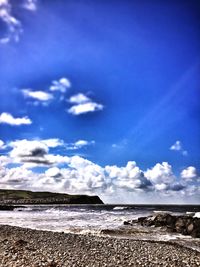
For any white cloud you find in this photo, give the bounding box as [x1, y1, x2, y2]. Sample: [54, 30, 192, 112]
[181, 166, 198, 180]
[170, 140, 188, 156]
[0, 112, 32, 126]
[145, 162, 175, 185]
[0, 139, 199, 203]
[170, 141, 182, 151]
[68, 92, 104, 115]
[41, 138, 64, 148]
[0, 159, 199, 203]
[0, 0, 38, 44]
[68, 93, 91, 104]
[8, 139, 69, 167]
[22, 0, 37, 11]
[0, 165, 34, 189]
[22, 89, 53, 102]
[9, 140, 49, 158]
[0, 155, 10, 166]
[66, 140, 95, 150]
[45, 167, 61, 178]
[50, 78, 71, 93]
[105, 161, 151, 191]
[154, 183, 168, 191]
[68, 102, 104, 115]
[0, 0, 22, 43]
[0, 140, 5, 149]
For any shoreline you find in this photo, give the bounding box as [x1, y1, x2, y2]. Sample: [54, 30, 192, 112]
[0, 225, 200, 266]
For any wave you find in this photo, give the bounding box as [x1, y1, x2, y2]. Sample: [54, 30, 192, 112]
[113, 206, 129, 210]
[14, 207, 33, 212]
[153, 210, 172, 214]
[194, 212, 200, 218]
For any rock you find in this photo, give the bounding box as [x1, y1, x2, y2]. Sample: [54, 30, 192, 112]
[124, 219, 138, 225]
[14, 239, 28, 247]
[187, 223, 194, 234]
[141, 216, 156, 227]
[154, 213, 176, 228]
[46, 261, 58, 267]
[137, 217, 147, 224]
[175, 216, 194, 235]
[124, 221, 132, 226]
[191, 229, 200, 238]
[127, 213, 200, 238]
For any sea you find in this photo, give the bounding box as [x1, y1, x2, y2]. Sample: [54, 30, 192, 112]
[0, 204, 200, 250]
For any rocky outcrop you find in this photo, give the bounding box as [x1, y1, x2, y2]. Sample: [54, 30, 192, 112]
[0, 189, 104, 205]
[124, 213, 200, 238]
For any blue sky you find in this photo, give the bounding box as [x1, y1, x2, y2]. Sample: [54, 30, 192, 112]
[0, 0, 199, 203]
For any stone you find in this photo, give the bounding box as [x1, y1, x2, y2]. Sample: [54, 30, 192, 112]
[129, 213, 200, 238]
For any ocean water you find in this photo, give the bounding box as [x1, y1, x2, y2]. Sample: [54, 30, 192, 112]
[1, 204, 200, 251]
[0, 204, 200, 235]
[0, 205, 149, 234]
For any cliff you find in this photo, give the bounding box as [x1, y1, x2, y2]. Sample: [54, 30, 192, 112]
[0, 189, 104, 205]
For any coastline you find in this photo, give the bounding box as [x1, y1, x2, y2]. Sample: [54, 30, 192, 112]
[0, 225, 200, 267]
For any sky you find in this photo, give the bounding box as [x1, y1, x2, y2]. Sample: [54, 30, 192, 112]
[0, 0, 199, 204]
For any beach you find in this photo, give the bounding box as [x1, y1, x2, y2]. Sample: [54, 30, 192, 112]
[0, 225, 200, 267]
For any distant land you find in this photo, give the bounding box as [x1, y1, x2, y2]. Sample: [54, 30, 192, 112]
[0, 189, 104, 206]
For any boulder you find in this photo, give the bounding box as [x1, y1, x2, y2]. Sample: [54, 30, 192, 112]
[126, 213, 200, 238]
[175, 217, 188, 234]
[154, 213, 176, 228]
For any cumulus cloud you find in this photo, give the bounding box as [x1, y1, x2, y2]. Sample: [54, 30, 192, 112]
[0, 112, 32, 126]
[0, 157, 199, 202]
[170, 140, 188, 156]
[68, 102, 104, 115]
[8, 138, 93, 167]
[45, 167, 62, 178]
[22, 89, 53, 102]
[0, 155, 10, 167]
[0, 138, 199, 203]
[105, 161, 151, 191]
[0, 0, 38, 44]
[145, 162, 175, 186]
[181, 166, 198, 181]
[9, 140, 49, 158]
[50, 78, 71, 93]
[0, 165, 34, 189]
[8, 139, 67, 167]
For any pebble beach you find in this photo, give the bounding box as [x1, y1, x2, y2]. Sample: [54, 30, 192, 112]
[0, 225, 200, 267]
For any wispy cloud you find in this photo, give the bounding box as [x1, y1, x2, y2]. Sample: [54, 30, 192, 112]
[22, 0, 37, 11]
[68, 93, 91, 104]
[0, 0, 38, 44]
[66, 140, 95, 150]
[0, 112, 32, 126]
[0, 0, 22, 43]
[50, 77, 71, 93]
[170, 140, 188, 156]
